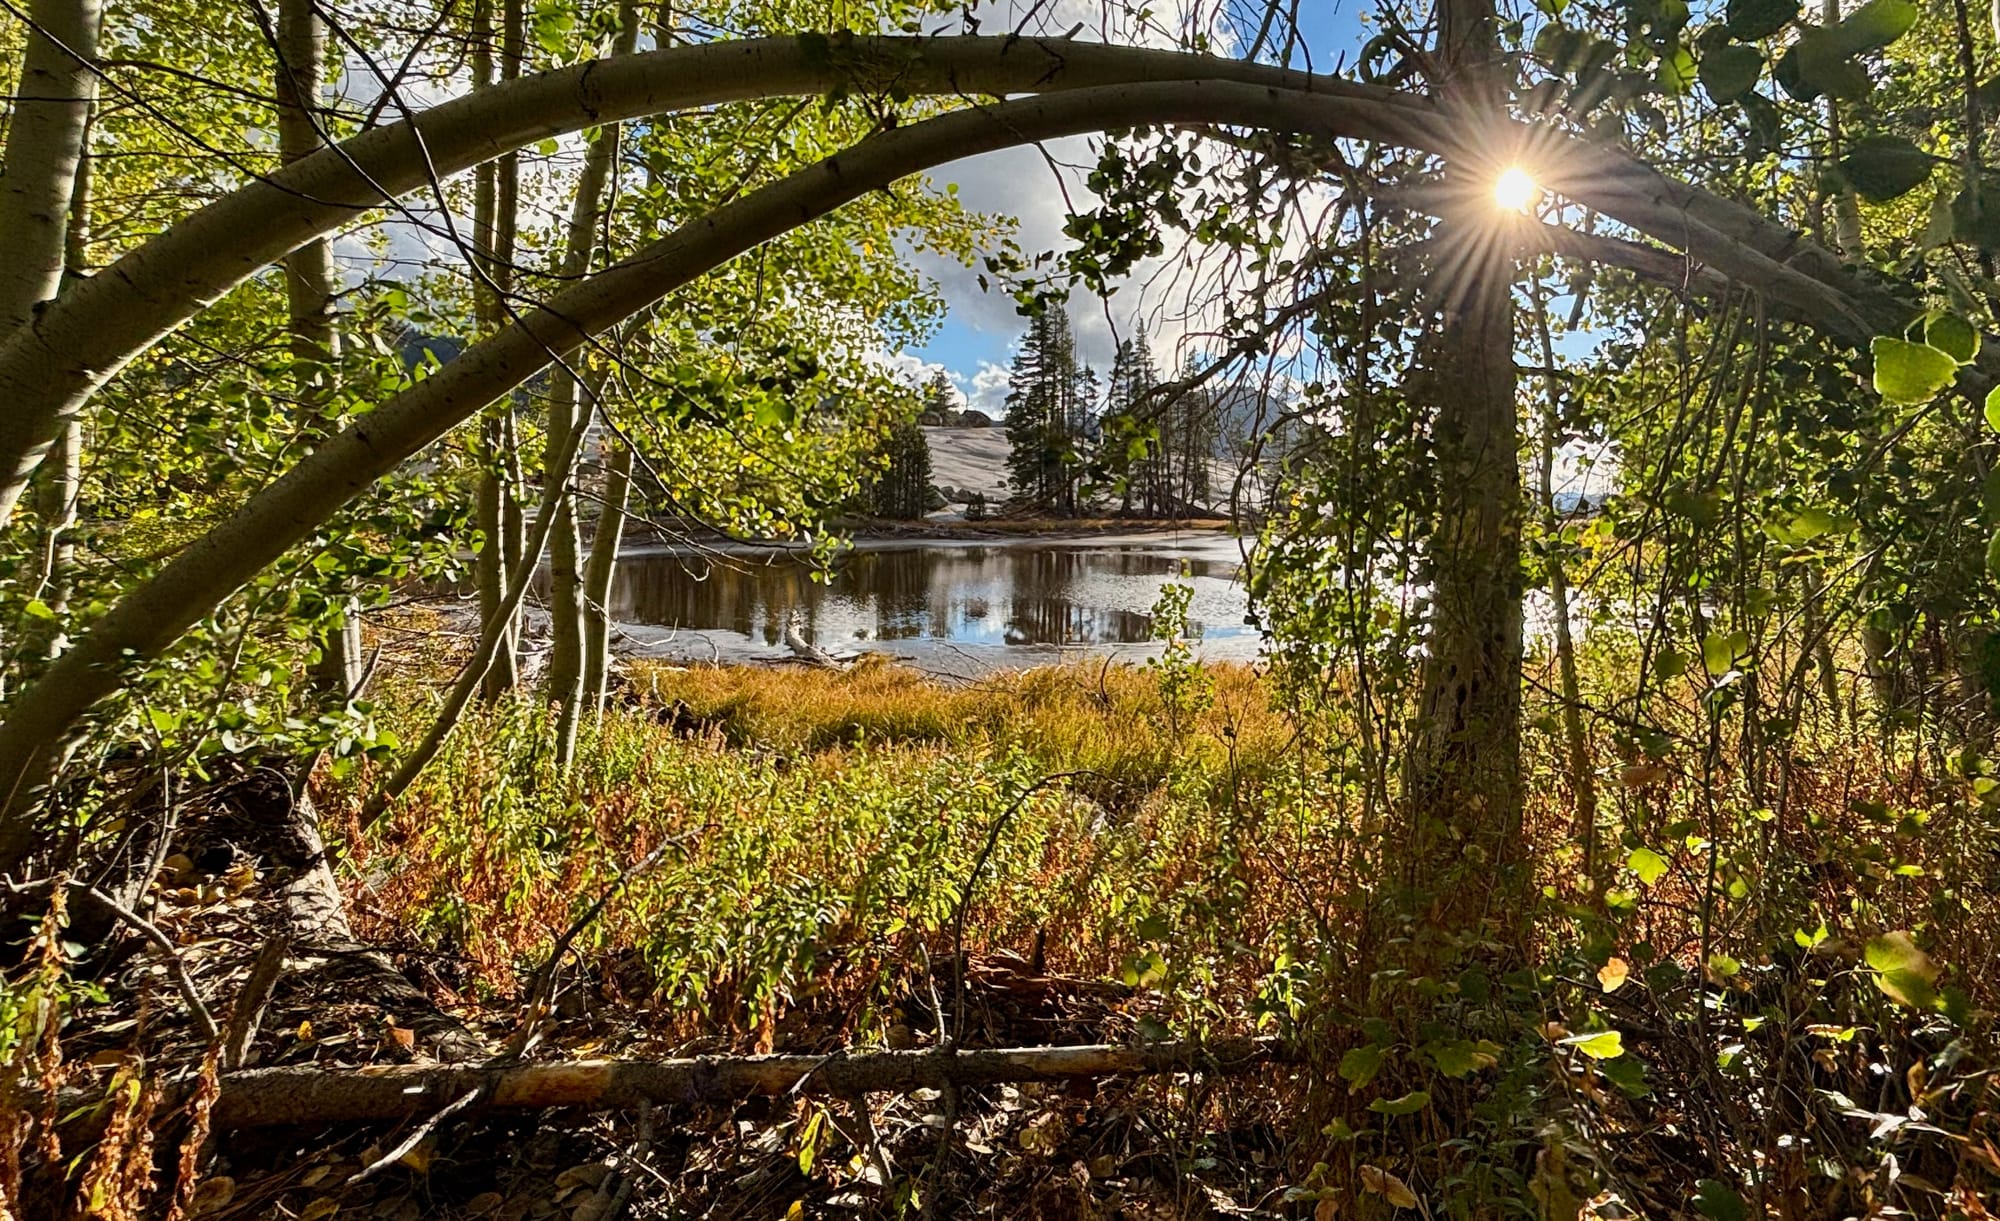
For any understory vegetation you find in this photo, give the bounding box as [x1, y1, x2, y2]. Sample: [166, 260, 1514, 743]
[12, 0, 2000, 1210]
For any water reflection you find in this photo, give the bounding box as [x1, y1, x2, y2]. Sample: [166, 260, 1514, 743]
[609, 539, 1253, 651]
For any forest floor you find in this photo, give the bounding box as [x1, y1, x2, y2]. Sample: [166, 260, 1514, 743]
[39, 654, 1315, 1219]
[36, 646, 2000, 1218]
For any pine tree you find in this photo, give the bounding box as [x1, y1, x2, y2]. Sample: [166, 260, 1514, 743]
[1004, 309, 1097, 516]
[919, 369, 955, 424]
[867, 418, 933, 519]
[1102, 324, 1162, 515]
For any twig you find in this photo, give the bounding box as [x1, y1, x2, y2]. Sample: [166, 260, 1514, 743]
[81, 885, 219, 1043]
[947, 772, 1096, 1044]
[592, 1098, 653, 1221]
[347, 1086, 484, 1184]
[222, 934, 288, 1071]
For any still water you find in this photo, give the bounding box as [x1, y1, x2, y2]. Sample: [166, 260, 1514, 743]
[603, 531, 1260, 672]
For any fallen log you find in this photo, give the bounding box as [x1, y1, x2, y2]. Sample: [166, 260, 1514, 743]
[112, 1038, 1293, 1131]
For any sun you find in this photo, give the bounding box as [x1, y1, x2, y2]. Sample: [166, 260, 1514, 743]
[1494, 166, 1540, 214]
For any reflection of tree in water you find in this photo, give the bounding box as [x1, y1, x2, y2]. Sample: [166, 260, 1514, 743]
[612, 545, 1226, 645]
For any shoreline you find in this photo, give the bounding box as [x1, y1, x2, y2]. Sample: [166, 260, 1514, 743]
[618, 515, 1242, 557]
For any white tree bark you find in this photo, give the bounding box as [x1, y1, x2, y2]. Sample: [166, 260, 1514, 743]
[0, 0, 99, 348]
[0, 82, 1419, 868]
[547, 0, 643, 769]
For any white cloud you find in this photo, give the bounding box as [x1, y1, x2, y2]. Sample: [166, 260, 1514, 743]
[967, 361, 1012, 416]
[872, 349, 967, 406]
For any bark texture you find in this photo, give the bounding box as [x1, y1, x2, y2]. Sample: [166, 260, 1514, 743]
[0, 0, 100, 528]
[1399, 0, 1527, 946]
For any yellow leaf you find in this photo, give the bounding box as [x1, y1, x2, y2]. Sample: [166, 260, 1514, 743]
[1358, 1165, 1419, 1209]
[299, 1199, 340, 1221]
[1597, 957, 1630, 993]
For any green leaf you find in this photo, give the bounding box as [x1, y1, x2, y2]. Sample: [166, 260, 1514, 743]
[1698, 44, 1763, 102]
[1627, 847, 1670, 886]
[147, 707, 178, 733]
[21, 598, 55, 621]
[1694, 1179, 1749, 1221]
[1987, 530, 2000, 579]
[1985, 385, 2000, 432]
[1426, 1039, 1502, 1078]
[1865, 931, 1941, 1008]
[1831, 0, 1917, 52]
[1925, 312, 1980, 363]
[1840, 136, 1935, 202]
[1561, 1030, 1624, 1059]
[1367, 1090, 1432, 1115]
[1726, 0, 1799, 39]
[1338, 1044, 1385, 1091]
[1654, 648, 1688, 680]
[1701, 630, 1749, 675]
[1871, 336, 1959, 404]
[1656, 44, 1697, 93]
[1600, 1054, 1652, 1097]
[1776, 28, 1871, 100]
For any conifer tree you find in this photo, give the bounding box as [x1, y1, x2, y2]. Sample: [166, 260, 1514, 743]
[1004, 309, 1095, 516]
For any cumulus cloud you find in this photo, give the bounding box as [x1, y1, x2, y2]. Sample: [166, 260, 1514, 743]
[965, 361, 1012, 416]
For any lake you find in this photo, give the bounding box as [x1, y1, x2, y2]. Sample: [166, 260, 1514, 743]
[602, 530, 1261, 674]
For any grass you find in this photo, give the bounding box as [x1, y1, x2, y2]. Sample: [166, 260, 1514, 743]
[330, 657, 1322, 1048]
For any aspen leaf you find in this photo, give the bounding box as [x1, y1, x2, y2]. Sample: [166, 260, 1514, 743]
[1338, 1044, 1385, 1091]
[1627, 847, 1670, 886]
[1367, 1090, 1431, 1116]
[1872, 336, 1959, 404]
[1865, 930, 1941, 1009]
[1562, 1030, 1625, 1059]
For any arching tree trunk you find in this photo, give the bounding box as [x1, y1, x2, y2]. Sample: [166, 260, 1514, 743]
[1399, 0, 1527, 949]
[0, 83, 1382, 874]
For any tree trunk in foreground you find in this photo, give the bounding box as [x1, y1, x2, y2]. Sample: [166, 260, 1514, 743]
[474, 0, 528, 702]
[545, 1, 640, 769]
[580, 438, 633, 713]
[275, 0, 365, 700]
[0, 0, 99, 348]
[0, 0, 98, 529]
[1399, 0, 1527, 950]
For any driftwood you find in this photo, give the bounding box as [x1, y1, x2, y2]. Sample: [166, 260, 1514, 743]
[106, 1038, 1288, 1131]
